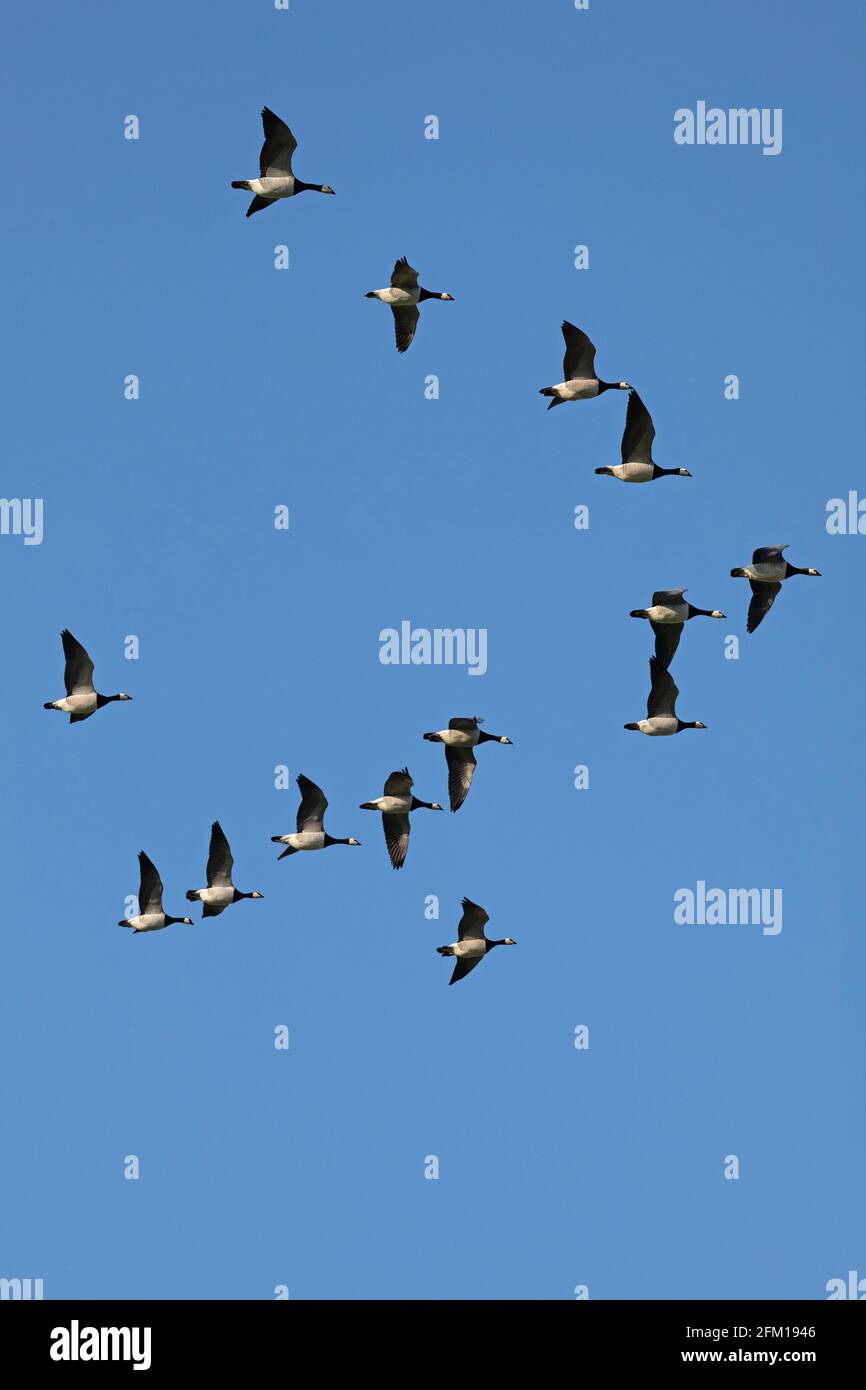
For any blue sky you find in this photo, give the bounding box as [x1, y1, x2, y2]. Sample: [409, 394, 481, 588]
[2, 0, 864, 1299]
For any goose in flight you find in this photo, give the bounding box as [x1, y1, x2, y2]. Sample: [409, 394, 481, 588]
[436, 898, 517, 985]
[271, 774, 361, 858]
[186, 822, 264, 917]
[422, 716, 512, 812]
[730, 546, 821, 632]
[365, 257, 454, 353]
[629, 590, 726, 668]
[596, 391, 691, 482]
[359, 768, 442, 869]
[43, 630, 132, 723]
[118, 852, 193, 933]
[231, 107, 335, 217]
[539, 321, 630, 409]
[624, 658, 707, 736]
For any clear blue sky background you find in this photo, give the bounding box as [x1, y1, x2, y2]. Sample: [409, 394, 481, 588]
[2, 1, 863, 1300]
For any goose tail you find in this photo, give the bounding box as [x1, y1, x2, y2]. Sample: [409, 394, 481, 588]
[436, 945, 454, 956]
[231, 180, 251, 190]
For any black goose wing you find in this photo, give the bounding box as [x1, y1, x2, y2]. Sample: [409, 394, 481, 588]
[445, 745, 476, 812]
[246, 194, 275, 218]
[752, 545, 787, 564]
[383, 813, 410, 870]
[651, 589, 687, 606]
[138, 851, 164, 915]
[457, 897, 489, 941]
[647, 657, 678, 718]
[449, 955, 483, 985]
[383, 768, 413, 797]
[206, 821, 234, 887]
[259, 107, 297, 177]
[621, 390, 655, 464]
[296, 774, 327, 833]
[650, 621, 682, 670]
[61, 629, 95, 695]
[747, 580, 782, 633]
[448, 716, 479, 732]
[561, 320, 597, 380]
[391, 304, 419, 353]
[391, 257, 419, 290]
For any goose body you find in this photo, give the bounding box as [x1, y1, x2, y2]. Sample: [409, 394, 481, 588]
[43, 629, 132, 723]
[271, 774, 360, 858]
[539, 321, 630, 409]
[625, 657, 707, 736]
[359, 768, 442, 869]
[422, 716, 513, 812]
[231, 108, 335, 217]
[118, 852, 192, 933]
[186, 822, 264, 917]
[596, 391, 690, 483]
[629, 589, 726, 668]
[730, 546, 821, 632]
[436, 898, 517, 985]
[365, 258, 454, 353]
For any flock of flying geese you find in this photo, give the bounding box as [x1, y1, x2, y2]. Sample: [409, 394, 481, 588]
[42, 628, 514, 982]
[41, 107, 822, 984]
[535, 311, 822, 731]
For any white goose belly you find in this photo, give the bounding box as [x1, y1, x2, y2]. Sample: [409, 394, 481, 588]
[249, 176, 296, 199]
[648, 605, 687, 624]
[558, 378, 599, 400]
[199, 886, 234, 911]
[453, 939, 485, 958]
[286, 832, 326, 851]
[129, 913, 168, 932]
[640, 717, 678, 736]
[747, 562, 785, 582]
[372, 287, 419, 307]
[614, 462, 655, 483]
[437, 729, 479, 747]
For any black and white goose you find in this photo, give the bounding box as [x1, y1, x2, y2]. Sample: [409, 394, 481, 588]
[422, 716, 512, 812]
[625, 657, 707, 736]
[359, 768, 442, 869]
[629, 589, 726, 668]
[730, 545, 822, 632]
[365, 257, 454, 353]
[539, 321, 630, 409]
[436, 898, 517, 986]
[271, 774, 361, 859]
[43, 629, 132, 723]
[186, 822, 264, 917]
[231, 107, 335, 217]
[118, 852, 193, 934]
[596, 390, 691, 483]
